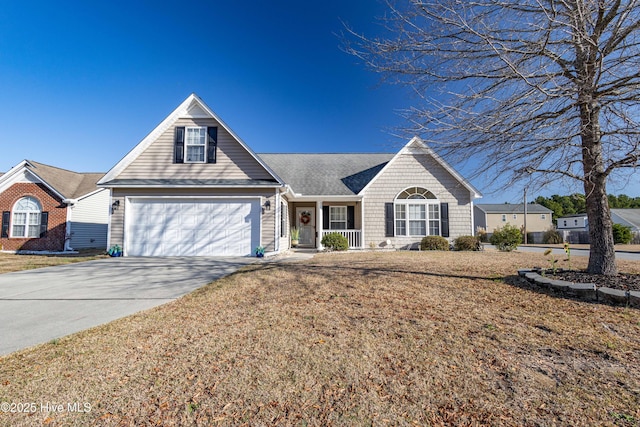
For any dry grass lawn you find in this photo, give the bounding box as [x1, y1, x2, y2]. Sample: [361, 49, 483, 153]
[0, 250, 106, 274]
[1, 251, 639, 426]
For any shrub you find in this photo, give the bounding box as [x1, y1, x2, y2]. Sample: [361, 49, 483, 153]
[321, 232, 349, 251]
[489, 223, 522, 251]
[543, 228, 563, 244]
[612, 223, 633, 244]
[453, 235, 481, 251]
[476, 228, 488, 242]
[420, 236, 449, 251]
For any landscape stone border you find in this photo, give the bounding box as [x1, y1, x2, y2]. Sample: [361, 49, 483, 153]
[518, 269, 640, 308]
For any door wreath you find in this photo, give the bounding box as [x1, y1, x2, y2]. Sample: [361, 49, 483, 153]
[300, 211, 312, 225]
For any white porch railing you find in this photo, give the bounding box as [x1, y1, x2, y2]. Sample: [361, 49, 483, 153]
[321, 229, 362, 248]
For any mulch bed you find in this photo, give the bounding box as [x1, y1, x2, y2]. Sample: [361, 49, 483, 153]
[555, 270, 640, 292]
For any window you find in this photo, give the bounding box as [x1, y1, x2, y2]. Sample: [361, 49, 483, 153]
[12, 197, 41, 238]
[501, 214, 507, 222]
[394, 187, 440, 236]
[329, 206, 347, 230]
[185, 127, 206, 162]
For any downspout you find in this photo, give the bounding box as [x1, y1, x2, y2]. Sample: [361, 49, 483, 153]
[275, 189, 280, 252]
[62, 198, 78, 251]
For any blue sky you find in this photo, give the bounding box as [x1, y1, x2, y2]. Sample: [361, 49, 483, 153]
[0, 1, 637, 203]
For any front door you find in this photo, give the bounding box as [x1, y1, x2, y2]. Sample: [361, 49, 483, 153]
[296, 208, 315, 247]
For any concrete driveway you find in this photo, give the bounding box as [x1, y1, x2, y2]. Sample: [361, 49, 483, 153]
[0, 257, 255, 356]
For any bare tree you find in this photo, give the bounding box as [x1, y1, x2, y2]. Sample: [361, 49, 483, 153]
[345, 0, 640, 274]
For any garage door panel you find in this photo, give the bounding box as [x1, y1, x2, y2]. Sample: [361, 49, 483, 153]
[127, 198, 260, 257]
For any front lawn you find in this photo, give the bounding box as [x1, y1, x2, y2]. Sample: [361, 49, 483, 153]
[1, 251, 638, 426]
[0, 250, 106, 274]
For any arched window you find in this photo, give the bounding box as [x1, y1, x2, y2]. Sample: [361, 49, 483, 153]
[12, 197, 42, 238]
[394, 187, 440, 236]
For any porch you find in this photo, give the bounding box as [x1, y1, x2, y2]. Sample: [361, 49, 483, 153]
[290, 200, 364, 250]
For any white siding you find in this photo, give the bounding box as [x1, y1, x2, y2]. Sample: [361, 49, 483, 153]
[69, 189, 110, 249]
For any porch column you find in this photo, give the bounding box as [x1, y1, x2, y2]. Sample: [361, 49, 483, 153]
[360, 199, 366, 248]
[316, 200, 323, 250]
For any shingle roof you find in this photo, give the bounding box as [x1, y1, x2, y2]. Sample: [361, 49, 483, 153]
[475, 203, 552, 214]
[257, 153, 394, 196]
[28, 161, 104, 199]
[611, 209, 640, 230]
[104, 179, 279, 187]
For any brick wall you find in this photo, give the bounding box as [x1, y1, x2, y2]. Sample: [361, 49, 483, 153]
[0, 183, 67, 251]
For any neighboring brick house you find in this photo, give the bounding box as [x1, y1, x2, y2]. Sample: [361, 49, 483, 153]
[98, 94, 482, 256]
[0, 161, 109, 252]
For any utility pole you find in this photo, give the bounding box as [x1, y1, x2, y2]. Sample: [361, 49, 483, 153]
[523, 187, 528, 244]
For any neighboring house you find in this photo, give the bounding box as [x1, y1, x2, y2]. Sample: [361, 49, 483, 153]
[97, 93, 482, 256]
[556, 214, 589, 231]
[558, 209, 640, 233]
[474, 203, 553, 234]
[0, 160, 109, 252]
[610, 209, 640, 233]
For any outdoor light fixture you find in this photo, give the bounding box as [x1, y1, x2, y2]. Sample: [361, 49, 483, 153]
[111, 200, 120, 214]
[264, 200, 271, 210]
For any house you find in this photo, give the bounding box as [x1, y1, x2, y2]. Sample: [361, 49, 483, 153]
[610, 209, 640, 233]
[556, 213, 589, 231]
[474, 203, 553, 234]
[97, 94, 482, 257]
[0, 160, 109, 252]
[557, 209, 640, 233]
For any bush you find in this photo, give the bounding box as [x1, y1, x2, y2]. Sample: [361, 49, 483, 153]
[489, 223, 522, 251]
[476, 228, 488, 242]
[420, 236, 450, 251]
[543, 229, 563, 244]
[321, 232, 349, 251]
[612, 223, 633, 244]
[453, 235, 481, 251]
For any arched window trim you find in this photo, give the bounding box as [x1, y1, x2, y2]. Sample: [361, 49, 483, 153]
[11, 196, 42, 238]
[394, 187, 441, 237]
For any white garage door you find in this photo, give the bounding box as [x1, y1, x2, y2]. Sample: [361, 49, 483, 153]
[126, 198, 260, 256]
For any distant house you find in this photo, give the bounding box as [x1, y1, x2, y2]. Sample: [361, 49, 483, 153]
[611, 209, 640, 233]
[558, 209, 640, 233]
[0, 160, 108, 252]
[474, 203, 553, 234]
[556, 214, 589, 231]
[97, 93, 482, 256]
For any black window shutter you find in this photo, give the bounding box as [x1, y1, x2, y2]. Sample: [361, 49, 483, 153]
[39, 212, 49, 238]
[347, 206, 355, 229]
[385, 203, 394, 237]
[174, 127, 185, 163]
[322, 206, 329, 229]
[1, 211, 9, 238]
[440, 203, 449, 237]
[207, 127, 218, 163]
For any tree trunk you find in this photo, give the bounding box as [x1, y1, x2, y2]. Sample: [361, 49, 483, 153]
[580, 97, 617, 275]
[584, 176, 617, 275]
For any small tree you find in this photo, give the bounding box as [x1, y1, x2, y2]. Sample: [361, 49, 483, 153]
[612, 224, 633, 244]
[490, 224, 522, 252]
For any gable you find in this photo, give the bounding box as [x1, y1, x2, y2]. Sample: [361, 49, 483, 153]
[360, 137, 481, 199]
[363, 151, 474, 203]
[99, 94, 282, 186]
